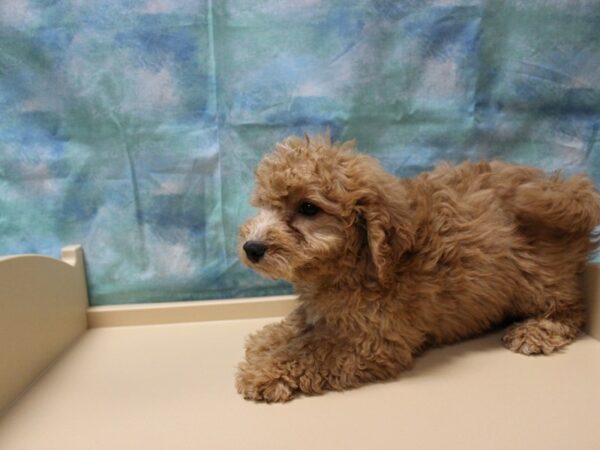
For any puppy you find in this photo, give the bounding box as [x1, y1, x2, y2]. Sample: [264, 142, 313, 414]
[236, 134, 600, 402]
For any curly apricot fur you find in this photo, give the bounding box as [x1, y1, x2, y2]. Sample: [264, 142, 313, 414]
[236, 134, 600, 402]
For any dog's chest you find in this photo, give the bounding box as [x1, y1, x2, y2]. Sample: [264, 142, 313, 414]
[305, 308, 322, 327]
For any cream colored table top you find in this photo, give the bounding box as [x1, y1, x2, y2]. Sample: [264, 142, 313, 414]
[1, 318, 599, 450]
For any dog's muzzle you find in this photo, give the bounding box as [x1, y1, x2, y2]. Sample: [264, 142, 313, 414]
[243, 241, 267, 263]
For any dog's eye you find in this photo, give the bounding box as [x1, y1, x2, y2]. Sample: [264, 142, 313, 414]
[298, 202, 321, 217]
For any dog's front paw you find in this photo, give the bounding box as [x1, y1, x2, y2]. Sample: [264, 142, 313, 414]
[244, 330, 273, 361]
[235, 361, 296, 403]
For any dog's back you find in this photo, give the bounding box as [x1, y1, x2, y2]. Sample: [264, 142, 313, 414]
[424, 160, 600, 237]
[407, 160, 600, 352]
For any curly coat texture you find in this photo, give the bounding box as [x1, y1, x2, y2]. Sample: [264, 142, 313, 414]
[236, 134, 600, 402]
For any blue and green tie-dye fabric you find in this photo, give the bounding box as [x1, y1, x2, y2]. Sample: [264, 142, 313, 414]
[1, 1, 599, 305]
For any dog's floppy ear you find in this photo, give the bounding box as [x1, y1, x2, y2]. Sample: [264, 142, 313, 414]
[350, 157, 414, 286]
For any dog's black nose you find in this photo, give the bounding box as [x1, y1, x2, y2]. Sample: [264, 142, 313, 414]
[243, 241, 267, 263]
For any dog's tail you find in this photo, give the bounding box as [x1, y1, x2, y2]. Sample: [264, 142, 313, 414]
[511, 174, 600, 235]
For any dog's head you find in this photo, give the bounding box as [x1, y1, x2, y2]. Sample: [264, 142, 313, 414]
[238, 134, 415, 286]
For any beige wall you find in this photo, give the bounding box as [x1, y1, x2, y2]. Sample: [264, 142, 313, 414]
[585, 264, 600, 341]
[0, 246, 88, 414]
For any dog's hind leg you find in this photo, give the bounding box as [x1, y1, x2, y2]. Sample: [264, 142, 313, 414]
[502, 308, 584, 355]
